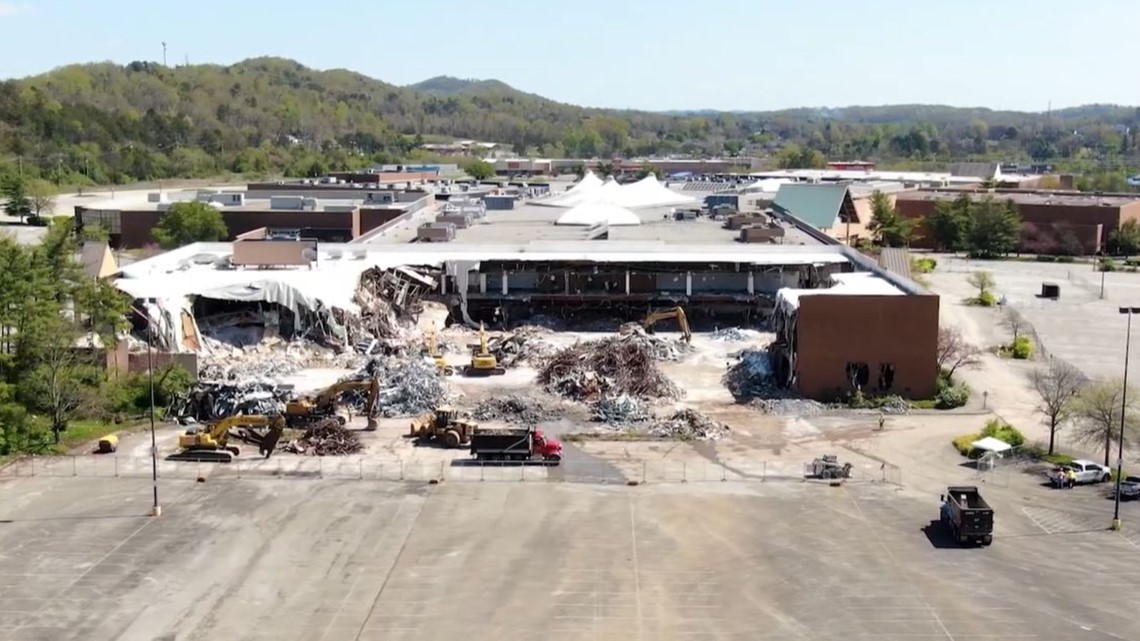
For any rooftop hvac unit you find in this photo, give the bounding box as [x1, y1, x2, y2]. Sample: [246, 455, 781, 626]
[327, 251, 342, 260]
[270, 195, 305, 210]
[302, 197, 318, 210]
[352, 250, 367, 260]
[147, 192, 169, 203]
[301, 248, 318, 262]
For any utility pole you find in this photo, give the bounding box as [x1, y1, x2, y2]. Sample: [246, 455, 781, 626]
[16, 155, 22, 179]
[162, 42, 167, 67]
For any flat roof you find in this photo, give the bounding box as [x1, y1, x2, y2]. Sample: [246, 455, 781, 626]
[896, 189, 1140, 207]
[747, 168, 986, 185]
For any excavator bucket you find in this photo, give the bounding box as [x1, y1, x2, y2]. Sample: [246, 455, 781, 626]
[259, 428, 284, 459]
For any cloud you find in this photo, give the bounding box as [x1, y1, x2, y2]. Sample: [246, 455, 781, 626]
[0, 3, 24, 17]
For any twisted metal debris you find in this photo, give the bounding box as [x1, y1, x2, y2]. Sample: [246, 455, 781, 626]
[283, 418, 363, 456]
[538, 335, 682, 401]
[710, 327, 758, 342]
[487, 327, 555, 368]
[723, 348, 827, 416]
[358, 357, 449, 417]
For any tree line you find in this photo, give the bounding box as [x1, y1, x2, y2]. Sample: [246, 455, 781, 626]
[865, 191, 1022, 258]
[0, 223, 192, 454]
[3, 57, 1140, 190]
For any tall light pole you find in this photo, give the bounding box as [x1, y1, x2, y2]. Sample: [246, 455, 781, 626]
[161, 42, 167, 67]
[132, 306, 162, 517]
[1113, 306, 1140, 530]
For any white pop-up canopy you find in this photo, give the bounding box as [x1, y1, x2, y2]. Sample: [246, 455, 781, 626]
[969, 436, 1013, 454]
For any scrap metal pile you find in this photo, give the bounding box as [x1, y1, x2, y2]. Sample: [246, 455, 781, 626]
[486, 327, 555, 368]
[710, 327, 760, 342]
[169, 379, 289, 422]
[199, 334, 364, 382]
[618, 324, 693, 361]
[351, 265, 437, 340]
[647, 408, 729, 440]
[472, 393, 557, 425]
[357, 357, 449, 417]
[282, 418, 364, 456]
[538, 333, 683, 401]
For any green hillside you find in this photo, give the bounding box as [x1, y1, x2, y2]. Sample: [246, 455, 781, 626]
[0, 56, 1138, 187]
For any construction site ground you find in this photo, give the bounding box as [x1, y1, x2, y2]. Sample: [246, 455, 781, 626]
[6, 259, 1140, 639]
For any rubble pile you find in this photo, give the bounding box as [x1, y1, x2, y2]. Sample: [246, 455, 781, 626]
[710, 327, 759, 342]
[592, 394, 651, 425]
[751, 398, 827, 416]
[617, 324, 693, 361]
[723, 348, 776, 401]
[359, 357, 449, 417]
[487, 327, 555, 367]
[283, 418, 364, 456]
[353, 265, 437, 340]
[472, 394, 556, 425]
[538, 336, 682, 401]
[648, 408, 729, 440]
[199, 335, 364, 382]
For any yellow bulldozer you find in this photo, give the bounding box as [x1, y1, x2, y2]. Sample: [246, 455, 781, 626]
[168, 414, 287, 463]
[409, 407, 479, 448]
[463, 323, 505, 376]
[284, 377, 382, 431]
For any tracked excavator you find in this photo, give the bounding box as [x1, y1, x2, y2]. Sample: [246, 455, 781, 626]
[640, 306, 692, 343]
[284, 377, 382, 430]
[463, 323, 505, 376]
[168, 414, 287, 463]
[425, 324, 455, 375]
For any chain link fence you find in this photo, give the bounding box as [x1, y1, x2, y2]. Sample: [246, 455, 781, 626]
[0, 455, 904, 486]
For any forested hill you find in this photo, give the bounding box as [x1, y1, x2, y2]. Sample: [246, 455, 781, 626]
[1, 56, 1138, 186]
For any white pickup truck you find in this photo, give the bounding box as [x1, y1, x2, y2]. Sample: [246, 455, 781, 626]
[1047, 459, 1112, 486]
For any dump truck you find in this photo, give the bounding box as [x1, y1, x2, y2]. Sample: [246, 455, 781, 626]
[470, 427, 563, 463]
[940, 486, 994, 546]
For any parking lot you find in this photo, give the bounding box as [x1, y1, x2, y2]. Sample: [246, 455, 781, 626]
[0, 475, 1137, 641]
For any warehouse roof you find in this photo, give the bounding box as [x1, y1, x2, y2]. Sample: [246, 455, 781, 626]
[895, 189, 1140, 207]
[772, 183, 851, 229]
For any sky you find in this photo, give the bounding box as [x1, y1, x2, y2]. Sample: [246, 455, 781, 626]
[1, 0, 1137, 112]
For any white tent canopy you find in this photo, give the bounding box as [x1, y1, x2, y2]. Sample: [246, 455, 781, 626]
[571, 171, 604, 192]
[555, 202, 642, 226]
[540, 175, 697, 209]
[969, 436, 1013, 454]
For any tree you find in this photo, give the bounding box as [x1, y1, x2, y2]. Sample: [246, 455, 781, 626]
[1072, 379, 1140, 466]
[636, 164, 663, 180]
[152, 201, 229, 248]
[572, 162, 586, 179]
[0, 176, 32, 223]
[595, 161, 615, 178]
[866, 190, 915, 247]
[967, 198, 1021, 259]
[927, 195, 971, 252]
[776, 144, 826, 169]
[1108, 219, 1140, 256]
[1030, 359, 1084, 455]
[18, 317, 98, 444]
[967, 270, 995, 298]
[936, 327, 981, 378]
[723, 140, 744, 157]
[461, 159, 496, 180]
[25, 179, 57, 220]
[1002, 309, 1027, 341]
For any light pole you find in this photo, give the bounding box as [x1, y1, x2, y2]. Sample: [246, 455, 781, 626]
[1113, 306, 1140, 530]
[133, 306, 162, 517]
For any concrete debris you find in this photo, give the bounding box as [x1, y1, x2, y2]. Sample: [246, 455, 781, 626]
[471, 393, 556, 425]
[358, 357, 449, 417]
[486, 327, 555, 367]
[723, 348, 827, 416]
[199, 334, 364, 382]
[282, 418, 363, 456]
[592, 394, 651, 425]
[539, 335, 682, 401]
[723, 348, 775, 401]
[648, 408, 729, 440]
[353, 265, 436, 340]
[710, 327, 760, 342]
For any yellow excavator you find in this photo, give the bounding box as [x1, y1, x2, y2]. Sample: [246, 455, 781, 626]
[284, 377, 382, 431]
[463, 323, 505, 376]
[641, 306, 692, 343]
[425, 324, 455, 375]
[168, 414, 287, 463]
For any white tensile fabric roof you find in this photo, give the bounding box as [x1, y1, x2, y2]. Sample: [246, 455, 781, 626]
[571, 171, 604, 192]
[555, 202, 643, 226]
[744, 178, 794, 193]
[541, 176, 697, 209]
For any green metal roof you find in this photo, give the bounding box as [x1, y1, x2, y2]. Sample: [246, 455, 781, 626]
[772, 183, 849, 229]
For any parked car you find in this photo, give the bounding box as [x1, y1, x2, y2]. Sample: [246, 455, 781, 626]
[1119, 475, 1140, 500]
[1046, 459, 1112, 487]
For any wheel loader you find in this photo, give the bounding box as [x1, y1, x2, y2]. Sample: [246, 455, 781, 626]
[409, 407, 479, 448]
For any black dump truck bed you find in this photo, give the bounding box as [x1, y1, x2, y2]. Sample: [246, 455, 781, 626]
[470, 428, 533, 455]
[946, 486, 994, 535]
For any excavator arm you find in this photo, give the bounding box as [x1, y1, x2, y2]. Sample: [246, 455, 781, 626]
[173, 414, 286, 463]
[641, 307, 692, 343]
